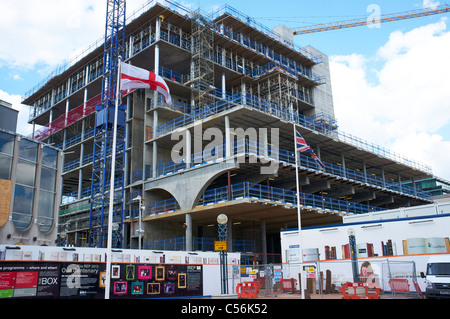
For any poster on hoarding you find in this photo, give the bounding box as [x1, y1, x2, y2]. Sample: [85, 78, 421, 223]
[0, 262, 102, 299]
[0, 261, 203, 299]
[109, 263, 202, 298]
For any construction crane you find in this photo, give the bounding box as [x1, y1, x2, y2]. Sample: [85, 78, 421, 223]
[293, 4, 450, 35]
[89, 0, 127, 248]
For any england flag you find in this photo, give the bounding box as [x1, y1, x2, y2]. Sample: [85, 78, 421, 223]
[121, 62, 172, 105]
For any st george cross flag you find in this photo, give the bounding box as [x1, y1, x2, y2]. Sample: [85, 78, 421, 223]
[120, 62, 172, 105]
[295, 130, 326, 172]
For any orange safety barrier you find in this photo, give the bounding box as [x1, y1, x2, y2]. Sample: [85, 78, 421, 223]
[279, 278, 297, 292]
[389, 279, 410, 293]
[390, 278, 423, 296]
[236, 282, 258, 299]
[340, 282, 381, 299]
[256, 277, 265, 289]
[249, 281, 261, 294]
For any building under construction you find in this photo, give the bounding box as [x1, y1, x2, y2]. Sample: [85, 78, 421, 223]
[22, 1, 437, 263]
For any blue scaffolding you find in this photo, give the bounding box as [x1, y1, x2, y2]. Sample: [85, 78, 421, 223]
[89, 0, 127, 248]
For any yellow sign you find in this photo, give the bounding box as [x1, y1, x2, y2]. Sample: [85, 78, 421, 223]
[214, 241, 227, 251]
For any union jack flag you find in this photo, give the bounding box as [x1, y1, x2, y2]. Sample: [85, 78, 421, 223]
[296, 130, 326, 172]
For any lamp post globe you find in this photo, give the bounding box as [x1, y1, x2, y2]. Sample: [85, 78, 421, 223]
[217, 214, 228, 225]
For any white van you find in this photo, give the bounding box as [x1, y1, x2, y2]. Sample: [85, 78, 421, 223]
[421, 255, 450, 299]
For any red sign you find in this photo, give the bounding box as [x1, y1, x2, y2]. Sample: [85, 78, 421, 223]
[15, 272, 38, 289]
[0, 272, 16, 289]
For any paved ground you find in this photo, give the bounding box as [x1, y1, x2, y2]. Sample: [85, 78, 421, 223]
[254, 291, 422, 299]
[209, 290, 422, 300]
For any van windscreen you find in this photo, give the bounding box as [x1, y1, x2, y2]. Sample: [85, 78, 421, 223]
[427, 263, 450, 276]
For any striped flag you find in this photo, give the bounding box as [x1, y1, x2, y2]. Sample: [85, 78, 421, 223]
[296, 130, 326, 172]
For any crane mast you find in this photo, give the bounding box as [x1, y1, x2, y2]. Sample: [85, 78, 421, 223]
[89, 0, 127, 248]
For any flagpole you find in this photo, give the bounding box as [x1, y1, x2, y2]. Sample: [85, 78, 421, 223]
[105, 56, 122, 300]
[293, 122, 305, 300]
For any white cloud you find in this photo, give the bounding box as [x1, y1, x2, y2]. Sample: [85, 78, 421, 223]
[330, 18, 450, 180]
[423, 0, 441, 9]
[0, 1, 105, 69]
[0, 0, 189, 137]
[0, 0, 152, 70]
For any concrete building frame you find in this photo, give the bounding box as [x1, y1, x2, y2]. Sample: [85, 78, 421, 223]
[22, 1, 435, 263]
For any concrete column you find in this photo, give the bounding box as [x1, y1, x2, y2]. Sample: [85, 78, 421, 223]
[78, 120, 85, 200]
[398, 174, 403, 192]
[341, 154, 346, 178]
[63, 130, 67, 149]
[152, 110, 158, 178]
[190, 60, 196, 109]
[124, 94, 131, 186]
[65, 77, 71, 126]
[64, 99, 69, 127]
[153, 43, 160, 109]
[59, 149, 65, 207]
[316, 145, 321, 160]
[225, 115, 231, 159]
[381, 167, 386, 188]
[32, 121, 36, 140]
[50, 89, 56, 109]
[152, 141, 158, 179]
[186, 129, 191, 169]
[49, 109, 53, 131]
[221, 47, 226, 67]
[155, 16, 161, 42]
[152, 38, 160, 179]
[260, 221, 267, 265]
[241, 80, 246, 105]
[129, 34, 134, 58]
[193, 123, 202, 165]
[227, 218, 232, 252]
[222, 73, 226, 99]
[154, 44, 160, 78]
[185, 213, 192, 251]
[363, 162, 368, 184]
[83, 65, 89, 116]
[262, 129, 268, 157]
[78, 168, 83, 201]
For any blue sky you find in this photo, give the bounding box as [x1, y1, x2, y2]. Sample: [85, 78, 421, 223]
[0, 0, 449, 181]
[0, 0, 444, 94]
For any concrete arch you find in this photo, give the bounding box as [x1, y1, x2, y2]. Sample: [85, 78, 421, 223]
[144, 161, 239, 211]
[143, 187, 180, 208]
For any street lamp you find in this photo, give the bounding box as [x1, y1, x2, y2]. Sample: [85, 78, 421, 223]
[348, 228, 359, 283]
[217, 214, 228, 226]
[131, 195, 145, 250]
[217, 214, 228, 295]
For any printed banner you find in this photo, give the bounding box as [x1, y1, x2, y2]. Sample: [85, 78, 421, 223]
[0, 261, 203, 299]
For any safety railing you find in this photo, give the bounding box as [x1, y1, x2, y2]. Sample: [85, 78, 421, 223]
[194, 182, 386, 216]
[135, 137, 432, 202]
[148, 94, 191, 114]
[204, 49, 325, 87]
[63, 152, 94, 173]
[147, 198, 180, 215]
[60, 133, 432, 206]
[143, 237, 254, 252]
[61, 189, 85, 205]
[207, 4, 322, 63]
[151, 90, 431, 174]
